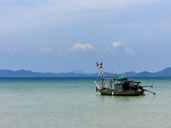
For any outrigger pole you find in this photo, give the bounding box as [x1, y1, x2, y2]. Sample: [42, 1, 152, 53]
[142, 88, 156, 95]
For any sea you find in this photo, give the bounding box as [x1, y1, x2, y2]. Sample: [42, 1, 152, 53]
[0, 77, 170, 128]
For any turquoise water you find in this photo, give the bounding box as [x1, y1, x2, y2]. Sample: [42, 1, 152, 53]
[0, 77, 170, 128]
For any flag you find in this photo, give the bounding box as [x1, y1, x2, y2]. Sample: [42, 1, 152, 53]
[103, 82, 107, 88]
[98, 72, 101, 76]
[94, 81, 99, 92]
[96, 86, 99, 92]
[99, 62, 103, 70]
[96, 62, 99, 67]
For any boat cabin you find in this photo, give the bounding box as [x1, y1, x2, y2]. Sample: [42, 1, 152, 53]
[112, 77, 140, 92]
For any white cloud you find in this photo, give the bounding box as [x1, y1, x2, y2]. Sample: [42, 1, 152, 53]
[112, 42, 134, 54]
[125, 47, 134, 55]
[112, 42, 125, 47]
[71, 43, 94, 51]
[40, 48, 52, 53]
[6, 48, 25, 52]
[39, 48, 64, 55]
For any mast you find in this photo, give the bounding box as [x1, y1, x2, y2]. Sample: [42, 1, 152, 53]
[109, 79, 113, 89]
[101, 70, 104, 88]
[109, 71, 114, 89]
[100, 62, 104, 88]
[96, 62, 104, 88]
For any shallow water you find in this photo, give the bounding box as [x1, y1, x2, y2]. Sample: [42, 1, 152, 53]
[0, 77, 170, 128]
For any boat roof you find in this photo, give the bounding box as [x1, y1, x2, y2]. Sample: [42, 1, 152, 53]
[113, 77, 128, 81]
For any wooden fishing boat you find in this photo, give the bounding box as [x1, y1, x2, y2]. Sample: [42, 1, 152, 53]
[94, 77, 155, 96]
[94, 63, 155, 96]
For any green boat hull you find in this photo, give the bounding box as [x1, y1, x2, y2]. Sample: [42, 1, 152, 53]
[99, 89, 144, 96]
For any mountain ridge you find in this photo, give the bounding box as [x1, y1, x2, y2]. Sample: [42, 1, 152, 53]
[0, 67, 171, 77]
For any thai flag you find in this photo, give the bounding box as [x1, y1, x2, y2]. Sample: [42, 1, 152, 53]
[96, 86, 99, 92]
[96, 63, 99, 67]
[99, 62, 103, 70]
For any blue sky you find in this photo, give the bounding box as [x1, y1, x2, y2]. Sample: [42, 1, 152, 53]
[0, 0, 171, 73]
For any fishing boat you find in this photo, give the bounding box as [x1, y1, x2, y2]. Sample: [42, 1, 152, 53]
[94, 63, 155, 96]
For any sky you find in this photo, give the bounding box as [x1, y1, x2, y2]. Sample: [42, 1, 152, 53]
[0, 0, 171, 73]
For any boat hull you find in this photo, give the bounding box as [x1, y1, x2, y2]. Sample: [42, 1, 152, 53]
[99, 89, 144, 96]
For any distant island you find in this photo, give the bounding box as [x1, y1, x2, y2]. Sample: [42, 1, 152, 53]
[0, 67, 171, 77]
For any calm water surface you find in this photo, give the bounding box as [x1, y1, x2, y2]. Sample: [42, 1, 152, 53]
[0, 77, 170, 128]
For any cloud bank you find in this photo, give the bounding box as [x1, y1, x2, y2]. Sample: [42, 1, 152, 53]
[0, 0, 162, 35]
[112, 42, 134, 54]
[71, 43, 94, 51]
[40, 48, 52, 53]
[112, 42, 125, 47]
